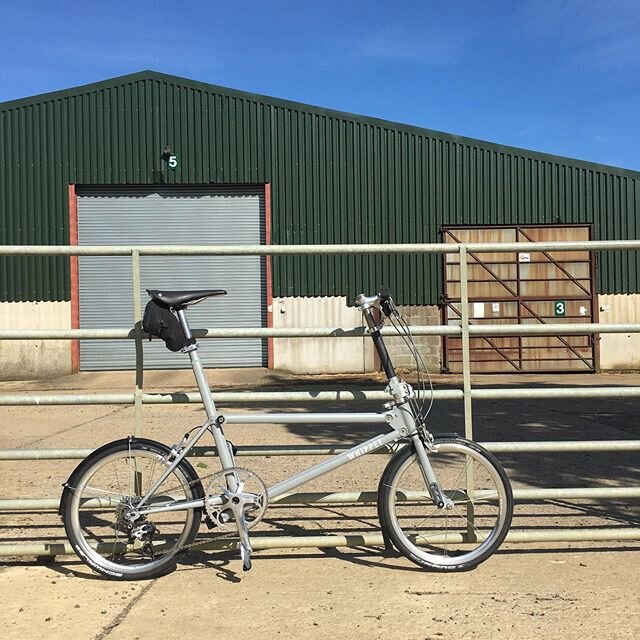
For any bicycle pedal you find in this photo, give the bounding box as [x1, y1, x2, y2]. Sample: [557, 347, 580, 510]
[204, 515, 218, 530]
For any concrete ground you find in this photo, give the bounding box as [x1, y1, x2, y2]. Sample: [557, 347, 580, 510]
[0, 369, 639, 639]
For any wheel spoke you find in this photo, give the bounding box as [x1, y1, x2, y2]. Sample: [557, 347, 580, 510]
[112, 460, 124, 501]
[394, 500, 440, 538]
[76, 485, 128, 500]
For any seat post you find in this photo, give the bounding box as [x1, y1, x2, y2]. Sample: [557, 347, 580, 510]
[188, 345, 220, 423]
[175, 308, 217, 421]
[176, 307, 194, 343]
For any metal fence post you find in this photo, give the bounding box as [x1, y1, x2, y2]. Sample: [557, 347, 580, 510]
[459, 245, 477, 537]
[459, 245, 474, 440]
[132, 250, 143, 437]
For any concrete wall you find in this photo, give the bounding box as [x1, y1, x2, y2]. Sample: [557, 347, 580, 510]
[0, 301, 72, 379]
[384, 305, 442, 372]
[598, 294, 640, 370]
[272, 297, 376, 374]
[271, 297, 442, 375]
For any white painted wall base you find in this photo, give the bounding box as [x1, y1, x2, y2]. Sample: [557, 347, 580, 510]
[0, 302, 72, 379]
[598, 294, 640, 369]
[272, 297, 376, 374]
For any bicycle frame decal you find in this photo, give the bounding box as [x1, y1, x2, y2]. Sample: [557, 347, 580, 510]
[346, 437, 387, 461]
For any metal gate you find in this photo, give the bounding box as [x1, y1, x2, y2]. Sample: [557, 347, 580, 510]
[76, 185, 267, 370]
[442, 225, 597, 373]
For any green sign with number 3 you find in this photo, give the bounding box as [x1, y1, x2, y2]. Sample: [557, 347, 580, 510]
[554, 300, 566, 317]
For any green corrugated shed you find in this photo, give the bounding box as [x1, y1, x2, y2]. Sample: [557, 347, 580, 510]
[1, 70, 639, 304]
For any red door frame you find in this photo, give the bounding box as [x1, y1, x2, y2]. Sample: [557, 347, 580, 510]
[69, 184, 80, 373]
[264, 183, 274, 369]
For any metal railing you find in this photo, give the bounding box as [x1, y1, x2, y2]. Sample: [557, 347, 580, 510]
[0, 240, 639, 557]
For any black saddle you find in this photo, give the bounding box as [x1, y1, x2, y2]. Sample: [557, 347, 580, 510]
[146, 289, 227, 308]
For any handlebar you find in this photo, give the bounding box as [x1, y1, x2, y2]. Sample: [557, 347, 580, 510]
[355, 288, 395, 317]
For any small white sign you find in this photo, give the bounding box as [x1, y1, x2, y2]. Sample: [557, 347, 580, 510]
[492, 302, 500, 313]
[519, 253, 531, 263]
[579, 306, 587, 316]
[473, 302, 485, 318]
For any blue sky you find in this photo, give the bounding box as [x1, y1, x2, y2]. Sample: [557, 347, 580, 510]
[1, 0, 639, 170]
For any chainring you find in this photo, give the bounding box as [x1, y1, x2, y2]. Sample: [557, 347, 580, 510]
[203, 467, 268, 531]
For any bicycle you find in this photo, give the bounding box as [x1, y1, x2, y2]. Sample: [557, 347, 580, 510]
[60, 288, 513, 580]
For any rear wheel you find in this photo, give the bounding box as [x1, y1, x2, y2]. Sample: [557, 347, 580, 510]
[378, 438, 513, 571]
[62, 438, 203, 580]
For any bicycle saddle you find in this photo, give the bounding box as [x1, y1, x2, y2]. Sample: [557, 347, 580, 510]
[146, 289, 227, 308]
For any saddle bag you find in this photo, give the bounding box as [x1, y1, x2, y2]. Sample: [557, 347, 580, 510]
[142, 299, 187, 352]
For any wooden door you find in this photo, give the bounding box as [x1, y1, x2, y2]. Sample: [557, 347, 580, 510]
[442, 225, 596, 373]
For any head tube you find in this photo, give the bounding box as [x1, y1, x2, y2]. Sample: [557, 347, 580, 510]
[355, 292, 397, 380]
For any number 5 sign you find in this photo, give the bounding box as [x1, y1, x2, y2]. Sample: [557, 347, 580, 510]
[167, 154, 179, 170]
[554, 300, 566, 317]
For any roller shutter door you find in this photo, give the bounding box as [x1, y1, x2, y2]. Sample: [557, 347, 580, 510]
[77, 185, 266, 370]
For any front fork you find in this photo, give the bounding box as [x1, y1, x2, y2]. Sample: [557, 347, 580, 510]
[380, 402, 454, 552]
[387, 377, 454, 511]
[409, 433, 454, 510]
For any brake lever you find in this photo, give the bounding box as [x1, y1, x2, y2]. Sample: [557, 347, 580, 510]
[378, 287, 394, 318]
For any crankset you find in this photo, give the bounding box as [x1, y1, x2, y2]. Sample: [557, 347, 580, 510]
[203, 467, 268, 571]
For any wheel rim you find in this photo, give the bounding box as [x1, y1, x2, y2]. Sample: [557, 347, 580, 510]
[68, 449, 196, 576]
[387, 442, 510, 567]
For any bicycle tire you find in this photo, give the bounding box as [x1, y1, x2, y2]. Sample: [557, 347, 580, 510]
[378, 437, 513, 571]
[61, 437, 204, 580]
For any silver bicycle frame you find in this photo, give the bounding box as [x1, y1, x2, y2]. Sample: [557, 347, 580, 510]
[135, 305, 442, 517]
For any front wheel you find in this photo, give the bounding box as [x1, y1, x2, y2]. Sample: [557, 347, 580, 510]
[378, 438, 513, 571]
[61, 438, 204, 580]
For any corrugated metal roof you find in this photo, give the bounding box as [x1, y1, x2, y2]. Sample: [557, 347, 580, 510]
[1, 70, 639, 303]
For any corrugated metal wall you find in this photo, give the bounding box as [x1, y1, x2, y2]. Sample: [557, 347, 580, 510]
[1, 71, 639, 304]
